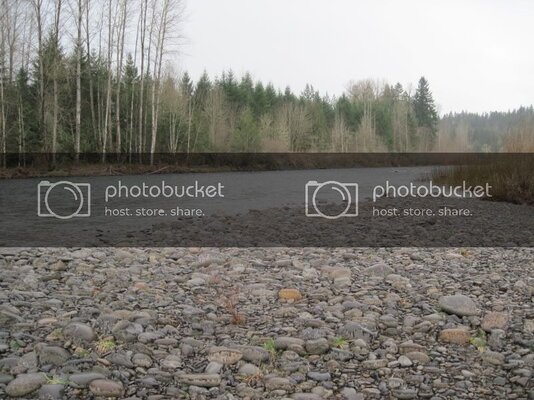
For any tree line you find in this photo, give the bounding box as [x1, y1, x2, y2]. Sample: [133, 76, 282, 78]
[0, 0, 183, 166]
[438, 107, 534, 152]
[0, 0, 530, 168]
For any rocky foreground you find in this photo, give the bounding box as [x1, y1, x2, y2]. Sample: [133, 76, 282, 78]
[0, 247, 533, 399]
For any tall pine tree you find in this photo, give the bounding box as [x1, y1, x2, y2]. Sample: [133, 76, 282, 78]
[413, 77, 438, 134]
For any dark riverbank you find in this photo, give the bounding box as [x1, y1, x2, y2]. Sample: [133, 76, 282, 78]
[1, 153, 529, 180]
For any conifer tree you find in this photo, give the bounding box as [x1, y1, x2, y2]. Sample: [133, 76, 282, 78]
[413, 76, 438, 134]
[181, 72, 193, 97]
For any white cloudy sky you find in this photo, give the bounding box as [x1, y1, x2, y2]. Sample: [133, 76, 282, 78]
[181, 0, 533, 114]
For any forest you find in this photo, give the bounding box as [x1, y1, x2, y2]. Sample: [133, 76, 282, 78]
[0, 0, 533, 168]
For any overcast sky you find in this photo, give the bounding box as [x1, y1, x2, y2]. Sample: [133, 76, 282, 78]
[181, 0, 533, 114]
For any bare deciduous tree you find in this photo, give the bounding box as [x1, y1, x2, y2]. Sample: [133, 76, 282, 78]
[51, 0, 62, 161]
[137, 0, 148, 156]
[0, 5, 6, 167]
[75, 0, 84, 159]
[85, 0, 98, 144]
[149, 0, 184, 164]
[115, 0, 128, 153]
[102, 0, 117, 161]
[331, 112, 349, 152]
[31, 0, 46, 145]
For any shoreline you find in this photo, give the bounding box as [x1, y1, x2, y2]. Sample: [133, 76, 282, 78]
[2, 153, 527, 180]
[0, 163, 438, 180]
[0, 164, 252, 180]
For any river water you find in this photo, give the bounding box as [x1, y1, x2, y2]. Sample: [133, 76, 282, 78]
[0, 166, 432, 246]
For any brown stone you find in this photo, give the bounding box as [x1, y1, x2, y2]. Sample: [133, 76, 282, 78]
[207, 347, 243, 365]
[481, 312, 509, 332]
[133, 282, 148, 291]
[439, 328, 470, 345]
[405, 351, 431, 364]
[278, 288, 303, 301]
[88, 379, 124, 398]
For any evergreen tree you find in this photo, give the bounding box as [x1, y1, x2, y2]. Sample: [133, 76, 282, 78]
[181, 72, 193, 97]
[252, 81, 267, 117]
[123, 54, 138, 83]
[238, 73, 254, 106]
[265, 83, 277, 111]
[194, 71, 211, 107]
[220, 70, 239, 103]
[13, 68, 36, 154]
[393, 82, 404, 100]
[413, 77, 438, 133]
[283, 86, 296, 102]
[232, 108, 259, 151]
[301, 84, 316, 102]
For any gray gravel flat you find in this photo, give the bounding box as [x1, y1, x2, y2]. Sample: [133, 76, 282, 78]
[0, 247, 532, 399]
